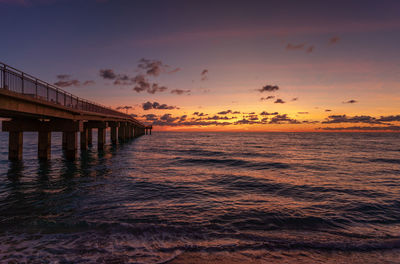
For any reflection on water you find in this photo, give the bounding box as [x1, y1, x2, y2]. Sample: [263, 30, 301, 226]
[0, 132, 400, 263]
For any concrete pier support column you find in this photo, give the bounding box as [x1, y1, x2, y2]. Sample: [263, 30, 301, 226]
[98, 127, 106, 150]
[9, 131, 23, 160]
[65, 132, 77, 160]
[87, 128, 93, 146]
[125, 125, 130, 140]
[62, 132, 67, 149]
[38, 131, 51, 160]
[149, 128, 152, 135]
[111, 127, 118, 144]
[80, 128, 88, 151]
[118, 123, 126, 142]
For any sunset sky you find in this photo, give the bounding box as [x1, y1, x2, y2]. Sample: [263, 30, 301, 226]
[1, 0, 400, 131]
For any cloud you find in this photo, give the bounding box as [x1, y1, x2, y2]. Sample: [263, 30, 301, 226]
[260, 111, 278, 116]
[100, 59, 179, 94]
[269, 114, 300, 124]
[116, 105, 133, 111]
[54, 79, 80, 87]
[83, 80, 95, 86]
[260, 96, 275, 100]
[319, 126, 400, 131]
[160, 113, 180, 123]
[130, 114, 138, 118]
[142, 114, 158, 121]
[325, 109, 332, 112]
[142, 101, 178, 110]
[322, 115, 382, 124]
[286, 43, 305, 50]
[306, 46, 314, 53]
[132, 75, 168, 94]
[56, 74, 70, 80]
[171, 89, 191, 95]
[217, 110, 233, 115]
[54, 74, 94, 88]
[99, 69, 117, 79]
[193, 112, 208, 116]
[291, 97, 298, 101]
[201, 69, 208, 81]
[329, 36, 340, 44]
[298, 112, 309, 114]
[274, 98, 285, 104]
[259, 85, 279, 92]
[138, 58, 169, 76]
[168, 67, 181, 74]
[343, 99, 357, 104]
[377, 115, 400, 122]
[207, 115, 236, 120]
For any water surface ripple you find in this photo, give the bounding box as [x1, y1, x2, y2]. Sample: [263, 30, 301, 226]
[0, 132, 400, 263]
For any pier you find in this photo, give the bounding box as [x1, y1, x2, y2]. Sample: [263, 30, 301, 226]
[0, 62, 151, 161]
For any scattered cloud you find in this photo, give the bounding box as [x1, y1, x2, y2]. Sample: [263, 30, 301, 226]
[142, 101, 178, 110]
[260, 96, 275, 100]
[319, 126, 400, 131]
[286, 43, 305, 50]
[322, 114, 382, 124]
[306, 46, 314, 53]
[116, 105, 133, 111]
[171, 89, 191, 95]
[298, 112, 309, 114]
[329, 36, 340, 44]
[54, 74, 94, 88]
[259, 85, 279, 92]
[217, 110, 234, 115]
[142, 114, 158, 121]
[269, 114, 300, 124]
[291, 97, 298, 101]
[193, 112, 208, 116]
[378, 115, 400, 122]
[201, 69, 208, 81]
[100, 58, 180, 94]
[325, 109, 332, 112]
[99, 69, 117, 79]
[274, 98, 285, 104]
[260, 111, 278, 116]
[160, 113, 180, 123]
[138, 58, 169, 77]
[343, 99, 357, 104]
[207, 115, 236, 120]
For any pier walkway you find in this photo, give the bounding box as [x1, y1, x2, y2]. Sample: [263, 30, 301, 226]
[0, 62, 152, 160]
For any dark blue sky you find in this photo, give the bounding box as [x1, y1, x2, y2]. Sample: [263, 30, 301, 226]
[1, 0, 400, 131]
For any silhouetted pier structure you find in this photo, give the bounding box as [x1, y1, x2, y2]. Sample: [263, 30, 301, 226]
[0, 62, 152, 160]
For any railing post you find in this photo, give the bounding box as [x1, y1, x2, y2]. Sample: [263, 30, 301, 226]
[21, 73, 24, 94]
[35, 79, 38, 98]
[3, 65, 6, 89]
[56, 89, 58, 104]
[46, 83, 49, 101]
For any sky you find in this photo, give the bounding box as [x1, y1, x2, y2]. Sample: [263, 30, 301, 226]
[1, 0, 400, 131]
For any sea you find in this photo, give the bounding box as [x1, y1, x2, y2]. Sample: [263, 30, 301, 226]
[0, 132, 399, 263]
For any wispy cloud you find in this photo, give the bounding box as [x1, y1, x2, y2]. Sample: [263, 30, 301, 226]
[171, 89, 191, 95]
[201, 69, 208, 81]
[259, 85, 279, 92]
[343, 99, 357, 104]
[142, 101, 178, 110]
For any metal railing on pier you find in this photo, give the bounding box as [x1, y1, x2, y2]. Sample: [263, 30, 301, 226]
[0, 62, 136, 121]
